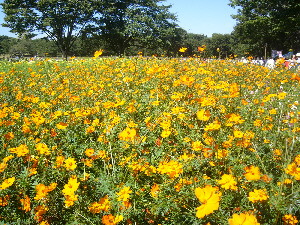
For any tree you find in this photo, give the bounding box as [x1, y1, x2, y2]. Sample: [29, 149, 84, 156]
[98, 0, 179, 55]
[1, 0, 100, 60]
[229, 0, 300, 56]
[200, 33, 234, 58]
[183, 33, 207, 56]
[0, 35, 17, 55]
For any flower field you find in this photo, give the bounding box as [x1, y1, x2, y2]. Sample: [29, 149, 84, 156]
[0, 57, 299, 224]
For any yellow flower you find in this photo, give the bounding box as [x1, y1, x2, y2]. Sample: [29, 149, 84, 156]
[244, 165, 261, 181]
[94, 49, 104, 58]
[228, 212, 260, 225]
[204, 120, 221, 131]
[20, 195, 31, 212]
[102, 214, 123, 225]
[161, 129, 171, 138]
[9, 144, 29, 157]
[150, 183, 160, 198]
[192, 141, 204, 151]
[0, 177, 15, 190]
[62, 176, 80, 207]
[35, 143, 51, 155]
[118, 127, 137, 142]
[89, 196, 110, 213]
[117, 186, 132, 202]
[248, 189, 269, 203]
[56, 122, 68, 129]
[282, 214, 298, 225]
[157, 160, 183, 178]
[196, 109, 211, 121]
[233, 130, 244, 138]
[217, 174, 238, 190]
[64, 158, 77, 171]
[34, 183, 57, 200]
[179, 47, 187, 53]
[85, 148, 95, 157]
[195, 185, 222, 218]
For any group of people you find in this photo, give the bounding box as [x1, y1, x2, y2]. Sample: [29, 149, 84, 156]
[240, 54, 300, 70]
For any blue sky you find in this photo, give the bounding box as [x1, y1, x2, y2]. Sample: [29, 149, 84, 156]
[0, 0, 237, 38]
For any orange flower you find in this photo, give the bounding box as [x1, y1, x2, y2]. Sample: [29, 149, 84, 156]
[282, 214, 298, 225]
[20, 195, 31, 212]
[102, 214, 123, 225]
[0, 195, 9, 206]
[88, 196, 110, 213]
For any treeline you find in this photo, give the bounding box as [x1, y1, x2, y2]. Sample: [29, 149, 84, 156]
[0, 32, 245, 59]
[1, 0, 299, 59]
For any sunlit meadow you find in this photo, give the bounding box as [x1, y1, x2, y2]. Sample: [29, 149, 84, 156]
[0, 56, 299, 224]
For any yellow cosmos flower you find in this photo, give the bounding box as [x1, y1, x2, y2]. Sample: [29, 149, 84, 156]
[9, 144, 29, 157]
[157, 160, 183, 179]
[204, 120, 221, 131]
[196, 109, 211, 121]
[35, 142, 51, 155]
[244, 165, 261, 181]
[56, 122, 68, 129]
[85, 148, 95, 157]
[64, 158, 77, 171]
[94, 49, 104, 58]
[150, 183, 160, 198]
[248, 189, 269, 203]
[20, 195, 31, 212]
[102, 214, 123, 225]
[179, 47, 187, 53]
[118, 127, 137, 142]
[0, 177, 15, 190]
[217, 174, 238, 190]
[89, 196, 110, 213]
[282, 214, 298, 225]
[62, 176, 80, 207]
[117, 186, 132, 202]
[228, 212, 260, 225]
[34, 183, 57, 200]
[195, 185, 222, 219]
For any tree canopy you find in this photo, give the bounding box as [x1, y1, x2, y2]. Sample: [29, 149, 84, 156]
[98, 0, 178, 55]
[1, 0, 179, 58]
[1, 0, 100, 59]
[230, 0, 300, 55]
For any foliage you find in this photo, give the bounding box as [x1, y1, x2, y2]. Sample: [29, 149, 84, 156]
[203, 33, 235, 58]
[0, 56, 299, 224]
[229, 0, 300, 55]
[1, 0, 100, 59]
[98, 0, 178, 55]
